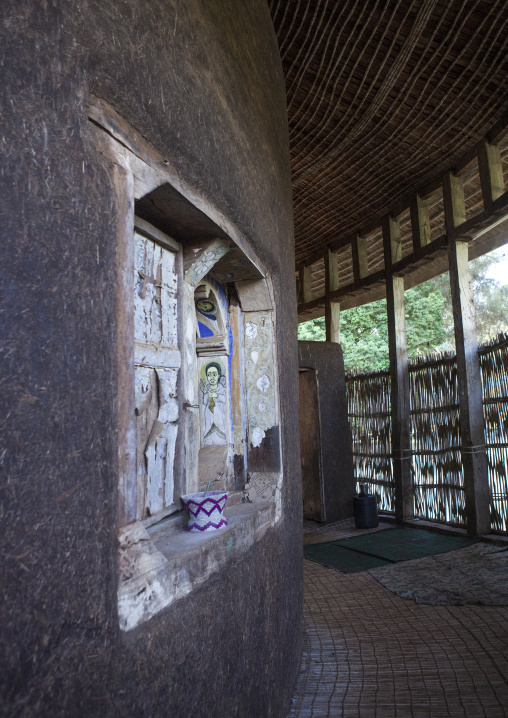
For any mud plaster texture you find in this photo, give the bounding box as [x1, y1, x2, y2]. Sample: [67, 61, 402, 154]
[0, 1, 303, 716]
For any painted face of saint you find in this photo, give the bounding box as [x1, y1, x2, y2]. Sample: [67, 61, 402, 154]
[206, 367, 219, 388]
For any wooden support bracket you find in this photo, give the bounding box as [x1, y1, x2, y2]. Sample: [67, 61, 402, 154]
[443, 171, 466, 236]
[478, 140, 505, 210]
[410, 194, 431, 251]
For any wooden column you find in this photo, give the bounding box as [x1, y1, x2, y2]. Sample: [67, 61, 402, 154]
[443, 170, 490, 534]
[298, 263, 312, 304]
[383, 216, 412, 521]
[447, 240, 490, 534]
[324, 249, 340, 343]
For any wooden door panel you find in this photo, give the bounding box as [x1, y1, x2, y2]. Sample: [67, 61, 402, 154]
[134, 231, 180, 518]
[299, 370, 323, 521]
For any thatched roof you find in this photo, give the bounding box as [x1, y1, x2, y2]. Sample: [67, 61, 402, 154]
[269, 0, 508, 270]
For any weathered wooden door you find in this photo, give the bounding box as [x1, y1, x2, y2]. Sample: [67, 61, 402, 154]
[299, 369, 324, 521]
[134, 231, 180, 518]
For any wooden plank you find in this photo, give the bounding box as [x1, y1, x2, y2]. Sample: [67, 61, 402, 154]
[448, 239, 491, 535]
[383, 218, 412, 522]
[356, 235, 369, 279]
[229, 297, 247, 488]
[443, 171, 466, 235]
[477, 140, 505, 209]
[114, 164, 138, 528]
[387, 216, 402, 264]
[299, 371, 324, 521]
[134, 216, 180, 253]
[410, 194, 432, 251]
[324, 249, 340, 343]
[298, 263, 313, 304]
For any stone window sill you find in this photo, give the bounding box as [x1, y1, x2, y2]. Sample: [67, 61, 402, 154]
[118, 500, 277, 631]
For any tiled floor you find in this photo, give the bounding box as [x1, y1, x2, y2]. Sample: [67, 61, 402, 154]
[289, 521, 508, 717]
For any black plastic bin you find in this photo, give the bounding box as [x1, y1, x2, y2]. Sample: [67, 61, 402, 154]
[353, 484, 379, 529]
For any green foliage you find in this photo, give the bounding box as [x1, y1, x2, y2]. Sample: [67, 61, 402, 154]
[297, 249, 508, 373]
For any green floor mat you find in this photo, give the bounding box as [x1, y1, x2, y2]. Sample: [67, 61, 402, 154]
[303, 527, 481, 573]
[303, 542, 394, 572]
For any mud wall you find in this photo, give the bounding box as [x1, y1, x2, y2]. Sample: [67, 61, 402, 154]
[0, 1, 302, 715]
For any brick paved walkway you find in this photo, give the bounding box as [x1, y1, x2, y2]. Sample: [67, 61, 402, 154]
[289, 522, 508, 717]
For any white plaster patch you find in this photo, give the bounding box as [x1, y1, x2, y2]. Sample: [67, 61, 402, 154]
[258, 401, 266, 413]
[251, 426, 265, 447]
[256, 375, 270, 393]
[250, 350, 259, 364]
[245, 321, 258, 339]
[186, 314, 195, 342]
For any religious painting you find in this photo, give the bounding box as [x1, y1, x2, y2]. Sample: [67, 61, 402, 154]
[199, 359, 228, 446]
[195, 296, 220, 337]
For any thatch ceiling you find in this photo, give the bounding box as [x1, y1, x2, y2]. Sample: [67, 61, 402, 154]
[269, 0, 508, 267]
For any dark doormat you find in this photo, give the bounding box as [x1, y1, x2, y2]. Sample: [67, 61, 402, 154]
[303, 526, 480, 573]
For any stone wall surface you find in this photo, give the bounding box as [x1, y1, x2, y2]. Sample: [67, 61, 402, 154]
[0, 1, 302, 716]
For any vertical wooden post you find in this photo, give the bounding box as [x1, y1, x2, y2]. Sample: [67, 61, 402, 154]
[443, 171, 491, 535]
[383, 216, 412, 521]
[447, 240, 491, 535]
[478, 140, 505, 209]
[297, 263, 312, 304]
[324, 249, 340, 343]
[410, 194, 431, 251]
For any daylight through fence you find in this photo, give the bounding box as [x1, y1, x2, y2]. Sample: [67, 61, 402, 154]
[346, 370, 394, 513]
[346, 333, 508, 534]
[479, 334, 508, 533]
[409, 354, 465, 526]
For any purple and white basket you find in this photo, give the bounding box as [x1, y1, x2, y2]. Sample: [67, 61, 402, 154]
[181, 491, 228, 532]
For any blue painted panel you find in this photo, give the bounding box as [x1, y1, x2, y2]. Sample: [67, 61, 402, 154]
[198, 321, 214, 338]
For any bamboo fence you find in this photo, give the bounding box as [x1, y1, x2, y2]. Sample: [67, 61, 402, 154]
[479, 333, 508, 533]
[409, 354, 464, 526]
[346, 333, 508, 533]
[346, 369, 394, 512]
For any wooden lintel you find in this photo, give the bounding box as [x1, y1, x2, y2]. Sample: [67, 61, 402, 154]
[450, 189, 508, 241]
[297, 263, 313, 304]
[297, 296, 326, 314]
[478, 140, 505, 209]
[410, 194, 431, 251]
[392, 233, 448, 275]
[443, 171, 466, 235]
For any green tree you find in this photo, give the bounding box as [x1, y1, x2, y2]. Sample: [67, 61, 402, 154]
[297, 248, 508, 372]
[432, 251, 508, 346]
